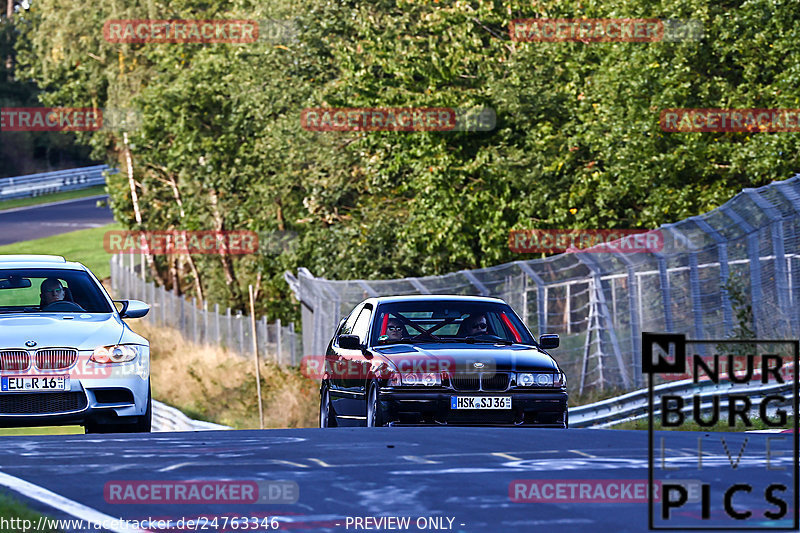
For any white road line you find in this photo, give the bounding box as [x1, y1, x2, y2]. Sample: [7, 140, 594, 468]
[568, 449, 597, 458]
[491, 452, 523, 461]
[269, 459, 309, 468]
[0, 194, 109, 215]
[306, 458, 333, 467]
[0, 470, 148, 533]
[158, 462, 195, 472]
[401, 455, 441, 464]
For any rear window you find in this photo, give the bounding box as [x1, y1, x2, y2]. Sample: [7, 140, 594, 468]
[0, 268, 113, 313]
[371, 300, 534, 346]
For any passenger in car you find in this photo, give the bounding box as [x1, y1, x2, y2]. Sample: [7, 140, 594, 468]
[457, 313, 491, 337]
[386, 318, 408, 341]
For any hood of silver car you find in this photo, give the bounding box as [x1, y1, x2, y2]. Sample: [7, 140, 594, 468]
[0, 313, 124, 350]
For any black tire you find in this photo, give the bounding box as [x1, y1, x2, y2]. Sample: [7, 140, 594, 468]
[366, 381, 384, 427]
[564, 409, 569, 429]
[319, 382, 337, 428]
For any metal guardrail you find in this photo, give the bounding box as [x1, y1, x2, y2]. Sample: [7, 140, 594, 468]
[0, 165, 114, 200]
[571, 378, 795, 428]
[152, 400, 231, 432]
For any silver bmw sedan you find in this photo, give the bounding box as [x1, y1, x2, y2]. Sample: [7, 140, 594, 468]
[0, 255, 151, 433]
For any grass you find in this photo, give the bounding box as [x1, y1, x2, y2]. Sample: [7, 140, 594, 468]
[0, 492, 59, 533]
[0, 426, 83, 436]
[132, 320, 318, 429]
[0, 186, 107, 212]
[0, 223, 121, 279]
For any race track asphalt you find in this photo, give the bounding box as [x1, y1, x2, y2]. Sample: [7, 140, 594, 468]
[0, 196, 114, 246]
[1, 427, 796, 532]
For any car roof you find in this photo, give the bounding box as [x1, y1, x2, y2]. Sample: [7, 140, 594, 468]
[367, 294, 507, 305]
[0, 255, 87, 271]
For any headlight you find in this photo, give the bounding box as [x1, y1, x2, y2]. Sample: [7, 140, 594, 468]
[388, 372, 441, 386]
[91, 345, 140, 364]
[517, 372, 565, 387]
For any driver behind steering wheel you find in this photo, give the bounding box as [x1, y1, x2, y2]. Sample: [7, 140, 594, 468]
[40, 277, 66, 308]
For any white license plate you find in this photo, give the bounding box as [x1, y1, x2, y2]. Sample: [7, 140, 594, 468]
[451, 396, 511, 410]
[1, 376, 69, 392]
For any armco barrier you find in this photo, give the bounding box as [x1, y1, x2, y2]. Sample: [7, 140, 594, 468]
[570, 378, 795, 428]
[151, 400, 231, 432]
[0, 165, 114, 200]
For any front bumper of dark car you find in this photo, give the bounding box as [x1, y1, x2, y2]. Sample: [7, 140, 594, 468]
[379, 387, 568, 427]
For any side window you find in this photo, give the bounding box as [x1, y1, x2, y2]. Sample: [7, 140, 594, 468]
[339, 305, 362, 336]
[352, 306, 373, 343]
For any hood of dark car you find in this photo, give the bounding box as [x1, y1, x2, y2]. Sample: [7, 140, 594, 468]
[373, 342, 559, 373]
[0, 313, 123, 350]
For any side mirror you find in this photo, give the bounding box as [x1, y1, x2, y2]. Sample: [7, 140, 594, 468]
[539, 334, 559, 349]
[338, 334, 362, 350]
[116, 300, 149, 319]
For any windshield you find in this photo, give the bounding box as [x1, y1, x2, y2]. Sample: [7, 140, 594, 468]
[371, 300, 534, 346]
[0, 268, 113, 314]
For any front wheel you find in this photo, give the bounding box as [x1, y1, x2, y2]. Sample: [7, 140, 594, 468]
[319, 382, 337, 428]
[366, 381, 384, 427]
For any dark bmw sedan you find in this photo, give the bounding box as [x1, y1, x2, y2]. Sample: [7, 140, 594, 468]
[319, 295, 568, 428]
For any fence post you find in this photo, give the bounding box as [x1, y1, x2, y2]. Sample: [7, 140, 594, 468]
[203, 300, 209, 345]
[261, 316, 268, 360]
[160, 284, 166, 327]
[238, 312, 245, 356]
[226, 308, 232, 350]
[180, 295, 186, 338]
[249, 285, 264, 429]
[276, 318, 283, 366]
[215, 303, 220, 345]
[289, 322, 297, 365]
[191, 297, 198, 344]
